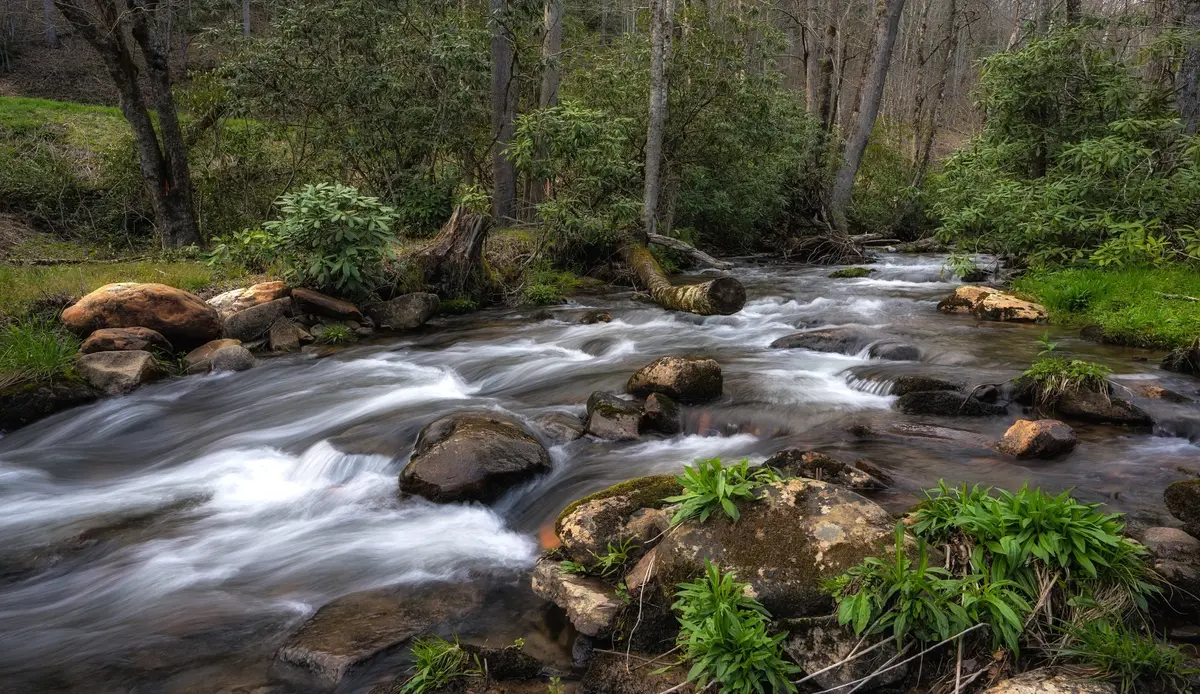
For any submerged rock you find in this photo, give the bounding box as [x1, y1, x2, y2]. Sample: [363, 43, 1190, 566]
[641, 392, 682, 435]
[400, 412, 551, 504]
[626, 356, 722, 403]
[206, 281, 290, 316]
[763, 449, 886, 492]
[1164, 478, 1200, 539]
[272, 583, 481, 690]
[996, 419, 1077, 458]
[980, 668, 1116, 694]
[292, 288, 363, 322]
[223, 297, 294, 342]
[79, 327, 172, 355]
[1055, 390, 1151, 427]
[367, 292, 440, 330]
[585, 392, 642, 441]
[0, 382, 100, 433]
[579, 310, 613, 324]
[1135, 384, 1192, 403]
[530, 559, 622, 637]
[829, 267, 872, 279]
[75, 350, 165, 394]
[532, 411, 586, 445]
[555, 474, 680, 567]
[781, 616, 905, 691]
[61, 282, 222, 349]
[895, 390, 1007, 416]
[770, 326, 878, 355]
[643, 479, 894, 618]
[868, 341, 920, 361]
[889, 374, 964, 396]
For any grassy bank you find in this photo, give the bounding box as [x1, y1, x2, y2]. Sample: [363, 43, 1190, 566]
[1014, 266, 1200, 350]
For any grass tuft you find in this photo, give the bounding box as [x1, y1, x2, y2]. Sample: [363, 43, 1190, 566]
[1060, 620, 1194, 694]
[398, 635, 478, 694]
[316, 324, 355, 345]
[1021, 356, 1112, 408]
[0, 319, 81, 389]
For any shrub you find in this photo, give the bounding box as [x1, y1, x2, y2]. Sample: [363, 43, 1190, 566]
[1021, 357, 1112, 407]
[1060, 620, 1193, 694]
[0, 319, 81, 388]
[316, 324, 355, 345]
[438, 298, 479, 315]
[398, 636, 478, 694]
[665, 458, 778, 526]
[673, 561, 799, 694]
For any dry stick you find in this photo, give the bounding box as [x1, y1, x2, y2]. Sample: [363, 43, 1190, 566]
[953, 637, 964, 693]
[624, 550, 657, 671]
[844, 644, 912, 694]
[808, 624, 988, 694]
[1158, 292, 1200, 302]
[793, 633, 897, 685]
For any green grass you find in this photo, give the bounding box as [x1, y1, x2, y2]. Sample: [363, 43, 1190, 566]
[398, 635, 478, 694]
[1060, 620, 1193, 694]
[0, 319, 81, 389]
[0, 96, 126, 144]
[1021, 356, 1112, 407]
[0, 260, 238, 320]
[1013, 266, 1200, 349]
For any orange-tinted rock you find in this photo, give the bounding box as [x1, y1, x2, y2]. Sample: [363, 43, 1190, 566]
[1135, 384, 1191, 403]
[936, 285, 995, 313]
[973, 293, 1047, 322]
[80, 327, 173, 354]
[996, 419, 1077, 458]
[62, 283, 221, 350]
[206, 281, 289, 316]
[291, 288, 362, 321]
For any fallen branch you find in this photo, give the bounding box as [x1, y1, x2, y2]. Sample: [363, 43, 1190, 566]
[648, 233, 732, 270]
[808, 623, 988, 694]
[624, 243, 746, 315]
[1158, 292, 1200, 303]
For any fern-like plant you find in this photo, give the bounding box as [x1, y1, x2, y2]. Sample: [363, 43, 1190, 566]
[398, 636, 478, 694]
[664, 458, 778, 526]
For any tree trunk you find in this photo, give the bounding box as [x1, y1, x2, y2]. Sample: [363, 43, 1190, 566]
[1065, 0, 1081, 24]
[817, 18, 837, 130]
[539, 0, 564, 109]
[648, 233, 732, 270]
[44, 0, 59, 48]
[242, 0, 250, 35]
[490, 0, 518, 224]
[1180, 0, 1200, 134]
[625, 246, 746, 314]
[804, 0, 821, 112]
[418, 206, 491, 297]
[1034, 0, 1050, 34]
[54, 0, 199, 249]
[827, 0, 907, 233]
[642, 0, 674, 238]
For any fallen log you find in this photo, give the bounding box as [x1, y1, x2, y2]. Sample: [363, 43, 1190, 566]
[624, 243, 745, 315]
[647, 233, 732, 270]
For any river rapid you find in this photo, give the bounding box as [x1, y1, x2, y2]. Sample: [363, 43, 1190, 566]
[1, 254, 1197, 693]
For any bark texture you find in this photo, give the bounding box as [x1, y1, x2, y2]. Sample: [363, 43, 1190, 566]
[54, 0, 199, 249]
[44, 0, 59, 47]
[827, 0, 907, 232]
[1180, 0, 1200, 134]
[643, 0, 675, 237]
[624, 245, 746, 315]
[539, 0, 564, 109]
[417, 206, 491, 297]
[648, 233, 732, 270]
[490, 0, 519, 224]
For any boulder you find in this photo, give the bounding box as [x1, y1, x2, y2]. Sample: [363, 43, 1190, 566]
[223, 297, 294, 342]
[579, 310, 613, 324]
[272, 583, 481, 690]
[585, 392, 642, 441]
[75, 350, 166, 395]
[268, 318, 302, 353]
[1055, 390, 1151, 427]
[206, 281, 290, 316]
[868, 341, 920, 361]
[1163, 346, 1200, 375]
[555, 475, 681, 567]
[79, 327, 172, 355]
[626, 356, 722, 403]
[366, 293, 440, 330]
[937, 285, 996, 313]
[400, 412, 552, 504]
[890, 375, 964, 397]
[61, 282, 221, 350]
[980, 669, 1116, 694]
[292, 288, 363, 322]
[185, 339, 244, 373]
[1164, 478, 1200, 538]
[1134, 385, 1192, 403]
[973, 292, 1048, 322]
[532, 411, 586, 445]
[763, 449, 887, 492]
[770, 327, 879, 355]
[781, 616, 905, 691]
[644, 479, 895, 618]
[996, 419, 1077, 458]
[207, 344, 257, 373]
[1142, 526, 1200, 617]
[580, 650, 694, 694]
[530, 559, 622, 637]
[641, 392, 682, 435]
[0, 382, 100, 433]
[895, 390, 1008, 416]
[1143, 526, 1200, 562]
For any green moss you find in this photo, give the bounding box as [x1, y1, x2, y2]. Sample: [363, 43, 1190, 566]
[829, 267, 872, 279]
[555, 474, 683, 536]
[438, 298, 479, 315]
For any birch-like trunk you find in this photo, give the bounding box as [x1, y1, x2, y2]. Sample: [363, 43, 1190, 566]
[490, 0, 519, 224]
[44, 0, 59, 48]
[1180, 0, 1200, 134]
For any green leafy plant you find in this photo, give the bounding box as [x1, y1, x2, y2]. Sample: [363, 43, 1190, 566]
[558, 560, 589, 576]
[547, 676, 565, 694]
[317, 324, 356, 345]
[1060, 620, 1194, 694]
[592, 538, 638, 578]
[673, 561, 799, 694]
[665, 458, 778, 526]
[398, 635, 479, 694]
[1036, 331, 1059, 356]
[1021, 356, 1113, 407]
[944, 251, 980, 279]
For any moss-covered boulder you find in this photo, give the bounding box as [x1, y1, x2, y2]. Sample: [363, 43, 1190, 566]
[626, 356, 722, 404]
[0, 381, 99, 433]
[829, 267, 872, 279]
[555, 474, 680, 566]
[400, 412, 551, 504]
[584, 392, 642, 441]
[1165, 478, 1200, 539]
[1055, 390, 1151, 427]
[889, 374, 964, 397]
[895, 389, 1008, 416]
[634, 479, 895, 619]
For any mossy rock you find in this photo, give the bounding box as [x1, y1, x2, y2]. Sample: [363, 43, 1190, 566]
[556, 474, 682, 532]
[829, 267, 872, 279]
[0, 379, 100, 433]
[554, 474, 681, 565]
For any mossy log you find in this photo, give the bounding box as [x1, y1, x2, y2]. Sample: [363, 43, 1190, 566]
[624, 244, 745, 316]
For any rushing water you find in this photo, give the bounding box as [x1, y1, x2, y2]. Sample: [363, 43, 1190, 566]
[1, 255, 1197, 693]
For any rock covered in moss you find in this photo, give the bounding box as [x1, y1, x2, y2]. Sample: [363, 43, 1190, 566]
[400, 412, 551, 503]
[555, 475, 680, 566]
[75, 350, 166, 395]
[585, 392, 642, 441]
[637, 479, 895, 619]
[641, 392, 682, 435]
[895, 389, 1008, 416]
[829, 267, 872, 279]
[80, 327, 173, 354]
[1165, 479, 1200, 539]
[530, 559, 623, 637]
[889, 374, 964, 396]
[61, 282, 222, 350]
[763, 449, 887, 492]
[780, 616, 905, 691]
[625, 356, 722, 404]
[0, 381, 100, 433]
[996, 419, 1077, 458]
[980, 668, 1116, 694]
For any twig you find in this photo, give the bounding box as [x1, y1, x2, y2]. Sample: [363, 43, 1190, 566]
[1158, 292, 1200, 303]
[953, 637, 963, 693]
[625, 550, 657, 670]
[794, 634, 897, 685]
[808, 624, 989, 694]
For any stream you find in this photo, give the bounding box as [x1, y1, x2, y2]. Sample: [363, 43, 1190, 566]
[1, 254, 1197, 693]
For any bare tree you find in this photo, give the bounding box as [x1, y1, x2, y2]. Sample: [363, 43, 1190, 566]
[828, 0, 907, 233]
[1180, 0, 1200, 133]
[44, 0, 59, 47]
[490, 0, 518, 224]
[53, 0, 199, 248]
